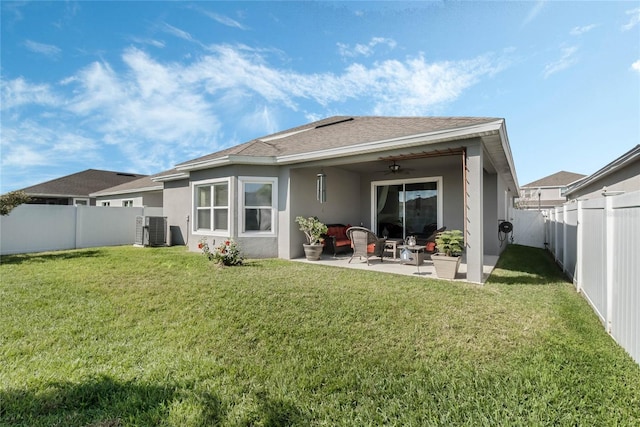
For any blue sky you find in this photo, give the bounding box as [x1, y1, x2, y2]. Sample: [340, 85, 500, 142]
[1, 1, 639, 193]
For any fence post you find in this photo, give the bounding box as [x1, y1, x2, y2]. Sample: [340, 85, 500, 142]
[74, 205, 80, 250]
[562, 205, 568, 273]
[605, 195, 614, 334]
[576, 200, 583, 292]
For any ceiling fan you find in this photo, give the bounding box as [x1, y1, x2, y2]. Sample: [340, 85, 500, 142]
[383, 161, 411, 175]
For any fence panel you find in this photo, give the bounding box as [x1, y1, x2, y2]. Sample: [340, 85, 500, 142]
[0, 205, 76, 254]
[563, 205, 578, 281]
[580, 199, 607, 323]
[555, 207, 565, 267]
[0, 205, 164, 255]
[511, 210, 546, 248]
[611, 192, 640, 364]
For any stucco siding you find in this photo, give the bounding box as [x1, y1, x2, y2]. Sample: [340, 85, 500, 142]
[163, 179, 190, 246]
[568, 161, 640, 200]
[483, 172, 499, 256]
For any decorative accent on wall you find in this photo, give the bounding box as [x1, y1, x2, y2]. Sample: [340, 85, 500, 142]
[316, 172, 326, 203]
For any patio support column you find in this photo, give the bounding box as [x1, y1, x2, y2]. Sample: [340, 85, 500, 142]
[465, 144, 484, 283]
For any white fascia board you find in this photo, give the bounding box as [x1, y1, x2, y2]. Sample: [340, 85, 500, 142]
[152, 172, 190, 182]
[26, 192, 85, 198]
[565, 145, 640, 196]
[177, 155, 277, 172]
[497, 122, 520, 191]
[90, 186, 163, 197]
[276, 120, 504, 165]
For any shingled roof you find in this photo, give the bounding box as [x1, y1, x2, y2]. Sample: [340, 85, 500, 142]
[20, 169, 147, 198]
[522, 171, 586, 188]
[175, 116, 500, 168]
[91, 171, 171, 197]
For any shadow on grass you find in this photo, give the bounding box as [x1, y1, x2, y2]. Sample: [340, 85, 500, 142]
[487, 244, 569, 286]
[0, 249, 104, 265]
[0, 375, 217, 426]
[0, 376, 307, 426]
[242, 389, 307, 426]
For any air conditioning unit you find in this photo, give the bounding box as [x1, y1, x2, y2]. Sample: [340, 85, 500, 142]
[135, 216, 167, 247]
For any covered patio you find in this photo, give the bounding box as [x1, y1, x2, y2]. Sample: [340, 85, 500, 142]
[293, 252, 500, 283]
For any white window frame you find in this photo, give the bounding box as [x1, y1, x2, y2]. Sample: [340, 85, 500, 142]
[370, 176, 443, 236]
[238, 176, 278, 237]
[101, 201, 111, 207]
[122, 200, 134, 207]
[191, 177, 231, 236]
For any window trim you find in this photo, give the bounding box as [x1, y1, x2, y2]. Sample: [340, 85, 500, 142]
[101, 201, 111, 207]
[122, 200, 134, 207]
[238, 176, 278, 237]
[191, 177, 232, 236]
[370, 176, 443, 236]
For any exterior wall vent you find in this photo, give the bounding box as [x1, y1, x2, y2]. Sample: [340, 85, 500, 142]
[135, 215, 167, 247]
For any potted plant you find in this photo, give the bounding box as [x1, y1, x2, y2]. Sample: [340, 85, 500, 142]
[432, 229, 464, 280]
[295, 216, 328, 261]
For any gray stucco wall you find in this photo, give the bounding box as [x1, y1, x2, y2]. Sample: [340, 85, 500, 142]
[483, 172, 499, 256]
[186, 165, 281, 258]
[567, 160, 640, 200]
[163, 179, 190, 246]
[289, 166, 362, 259]
[356, 155, 465, 234]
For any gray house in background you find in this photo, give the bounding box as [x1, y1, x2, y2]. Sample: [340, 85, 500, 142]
[565, 144, 640, 200]
[155, 116, 520, 283]
[18, 169, 147, 206]
[91, 173, 166, 208]
[517, 171, 586, 210]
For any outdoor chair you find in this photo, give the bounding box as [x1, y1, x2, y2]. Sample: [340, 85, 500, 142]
[346, 226, 386, 265]
[421, 226, 446, 255]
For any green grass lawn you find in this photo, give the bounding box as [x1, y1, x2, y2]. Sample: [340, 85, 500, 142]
[1, 245, 639, 426]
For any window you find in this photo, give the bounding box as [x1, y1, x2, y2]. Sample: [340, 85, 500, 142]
[101, 201, 110, 207]
[239, 177, 277, 235]
[74, 198, 89, 206]
[373, 177, 442, 239]
[123, 200, 133, 207]
[193, 179, 229, 234]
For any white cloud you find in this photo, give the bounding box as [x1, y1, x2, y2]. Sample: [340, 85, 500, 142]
[23, 39, 61, 58]
[523, 0, 546, 26]
[570, 24, 598, 36]
[338, 37, 397, 58]
[0, 77, 60, 110]
[0, 120, 99, 169]
[622, 7, 640, 31]
[632, 60, 640, 73]
[2, 43, 508, 184]
[543, 46, 578, 78]
[160, 22, 195, 42]
[201, 10, 247, 30]
[130, 37, 166, 48]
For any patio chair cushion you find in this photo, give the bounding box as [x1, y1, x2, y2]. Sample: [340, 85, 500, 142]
[323, 223, 352, 256]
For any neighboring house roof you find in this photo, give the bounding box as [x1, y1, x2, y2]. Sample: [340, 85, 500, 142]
[19, 169, 147, 198]
[90, 171, 171, 197]
[156, 115, 518, 190]
[521, 171, 586, 189]
[565, 144, 640, 197]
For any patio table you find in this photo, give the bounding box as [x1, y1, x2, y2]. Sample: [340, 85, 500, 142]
[398, 244, 426, 274]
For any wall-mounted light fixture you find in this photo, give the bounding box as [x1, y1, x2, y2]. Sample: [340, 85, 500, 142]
[317, 171, 326, 203]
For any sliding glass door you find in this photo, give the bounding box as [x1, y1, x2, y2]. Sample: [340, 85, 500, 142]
[374, 178, 441, 241]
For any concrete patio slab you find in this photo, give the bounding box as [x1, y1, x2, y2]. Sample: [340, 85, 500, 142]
[292, 253, 499, 284]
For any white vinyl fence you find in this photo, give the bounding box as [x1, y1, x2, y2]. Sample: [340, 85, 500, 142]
[0, 205, 163, 255]
[510, 209, 546, 249]
[548, 190, 640, 364]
